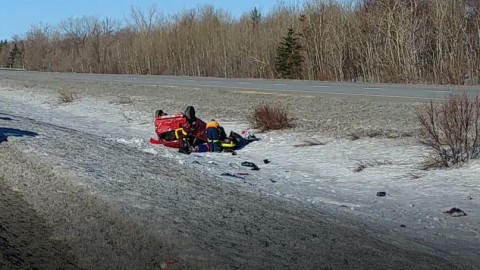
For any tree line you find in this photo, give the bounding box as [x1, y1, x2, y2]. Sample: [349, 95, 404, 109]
[2, 0, 480, 85]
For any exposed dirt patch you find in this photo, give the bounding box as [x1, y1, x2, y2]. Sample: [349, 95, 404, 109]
[0, 176, 82, 270]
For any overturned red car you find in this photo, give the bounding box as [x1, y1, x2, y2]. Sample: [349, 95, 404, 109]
[149, 106, 208, 148]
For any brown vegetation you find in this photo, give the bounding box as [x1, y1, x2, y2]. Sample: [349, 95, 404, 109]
[116, 96, 134, 105]
[416, 91, 480, 169]
[352, 158, 393, 173]
[250, 103, 294, 132]
[2, 0, 480, 84]
[58, 90, 79, 104]
[294, 138, 326, 147]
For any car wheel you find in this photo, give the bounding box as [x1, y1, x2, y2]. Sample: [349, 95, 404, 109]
[155, 110, 164, 118]
[185, 106, 196, 123]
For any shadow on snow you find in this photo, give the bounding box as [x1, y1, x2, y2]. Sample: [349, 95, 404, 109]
[0, 127, 38, 143]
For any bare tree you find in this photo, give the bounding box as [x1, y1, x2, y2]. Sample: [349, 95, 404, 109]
[417, 91, 480, 169]
[4, 0, 479, 85]
[23, 23, 57, 71]
[90, 17, 121, 73]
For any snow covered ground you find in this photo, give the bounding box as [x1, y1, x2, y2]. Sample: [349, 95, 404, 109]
[1, 85, 479, 267]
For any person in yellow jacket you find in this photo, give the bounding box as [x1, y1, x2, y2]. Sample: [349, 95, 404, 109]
[206, 119, 222, 152]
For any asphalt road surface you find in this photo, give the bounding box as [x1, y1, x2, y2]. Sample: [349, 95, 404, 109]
[1, 70, 478, 100]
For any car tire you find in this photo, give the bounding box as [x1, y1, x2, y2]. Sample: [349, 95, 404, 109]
[185, 106, 196, 123]
[155, 110, 164, 118]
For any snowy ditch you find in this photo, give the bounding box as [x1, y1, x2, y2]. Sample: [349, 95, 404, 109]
[1, 86, 479, 265]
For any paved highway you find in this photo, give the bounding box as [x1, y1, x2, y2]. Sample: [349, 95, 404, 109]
[1, 70, 478, 100]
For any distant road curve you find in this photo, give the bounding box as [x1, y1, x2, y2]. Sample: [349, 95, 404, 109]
[1, 70, 478, 100]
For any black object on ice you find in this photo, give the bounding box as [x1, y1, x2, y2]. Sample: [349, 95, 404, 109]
[444, 207, 467, 217]
[178, 146, 192, 155]
[241, 161, 260, 171]
[263, 159, 271, 164]
[400, 224, 407, 228]
[467, 196, 473, 200]
[376, 191, 386, 197]
[232, 151, 237, 156]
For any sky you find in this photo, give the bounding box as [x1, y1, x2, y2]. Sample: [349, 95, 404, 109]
[0, 0, 306, 40]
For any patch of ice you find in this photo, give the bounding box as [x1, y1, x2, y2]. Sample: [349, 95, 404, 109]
[114, 137, 145, 147]
[142, 148, 158, 155]
[306, 197, 362, 208]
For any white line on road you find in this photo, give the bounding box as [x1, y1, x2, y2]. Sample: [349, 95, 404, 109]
[363, 87, 384, 90]
[313, 85, 330, 88]
[425, 90, 450, 93]
[273, 83, 286, 86]
[238, 82, 251, 85]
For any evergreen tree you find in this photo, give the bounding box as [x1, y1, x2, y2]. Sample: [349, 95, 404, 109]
[275, 26, 304, 79]
[7, 43, 20, 68]
[250, 7, 262, 27]
[0, 39, 6, 53]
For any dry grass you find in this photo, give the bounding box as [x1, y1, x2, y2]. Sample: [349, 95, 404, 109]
[348, 132, 362, 141]
[294, 138, 326, 147]
[250, 103, 295, 132]
[348, 130, 384, 141]
[348, 129, 413, 141]
[416, 92, 480, 169]
[352, 158, 393, 173]
[58, 90, 79, 104]
[116, 96, 134, 105]
[406, 172, 424, 180]
[347, 130, 385, 141]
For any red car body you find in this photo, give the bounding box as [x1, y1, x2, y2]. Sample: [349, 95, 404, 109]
[149, 112, 208, 148]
